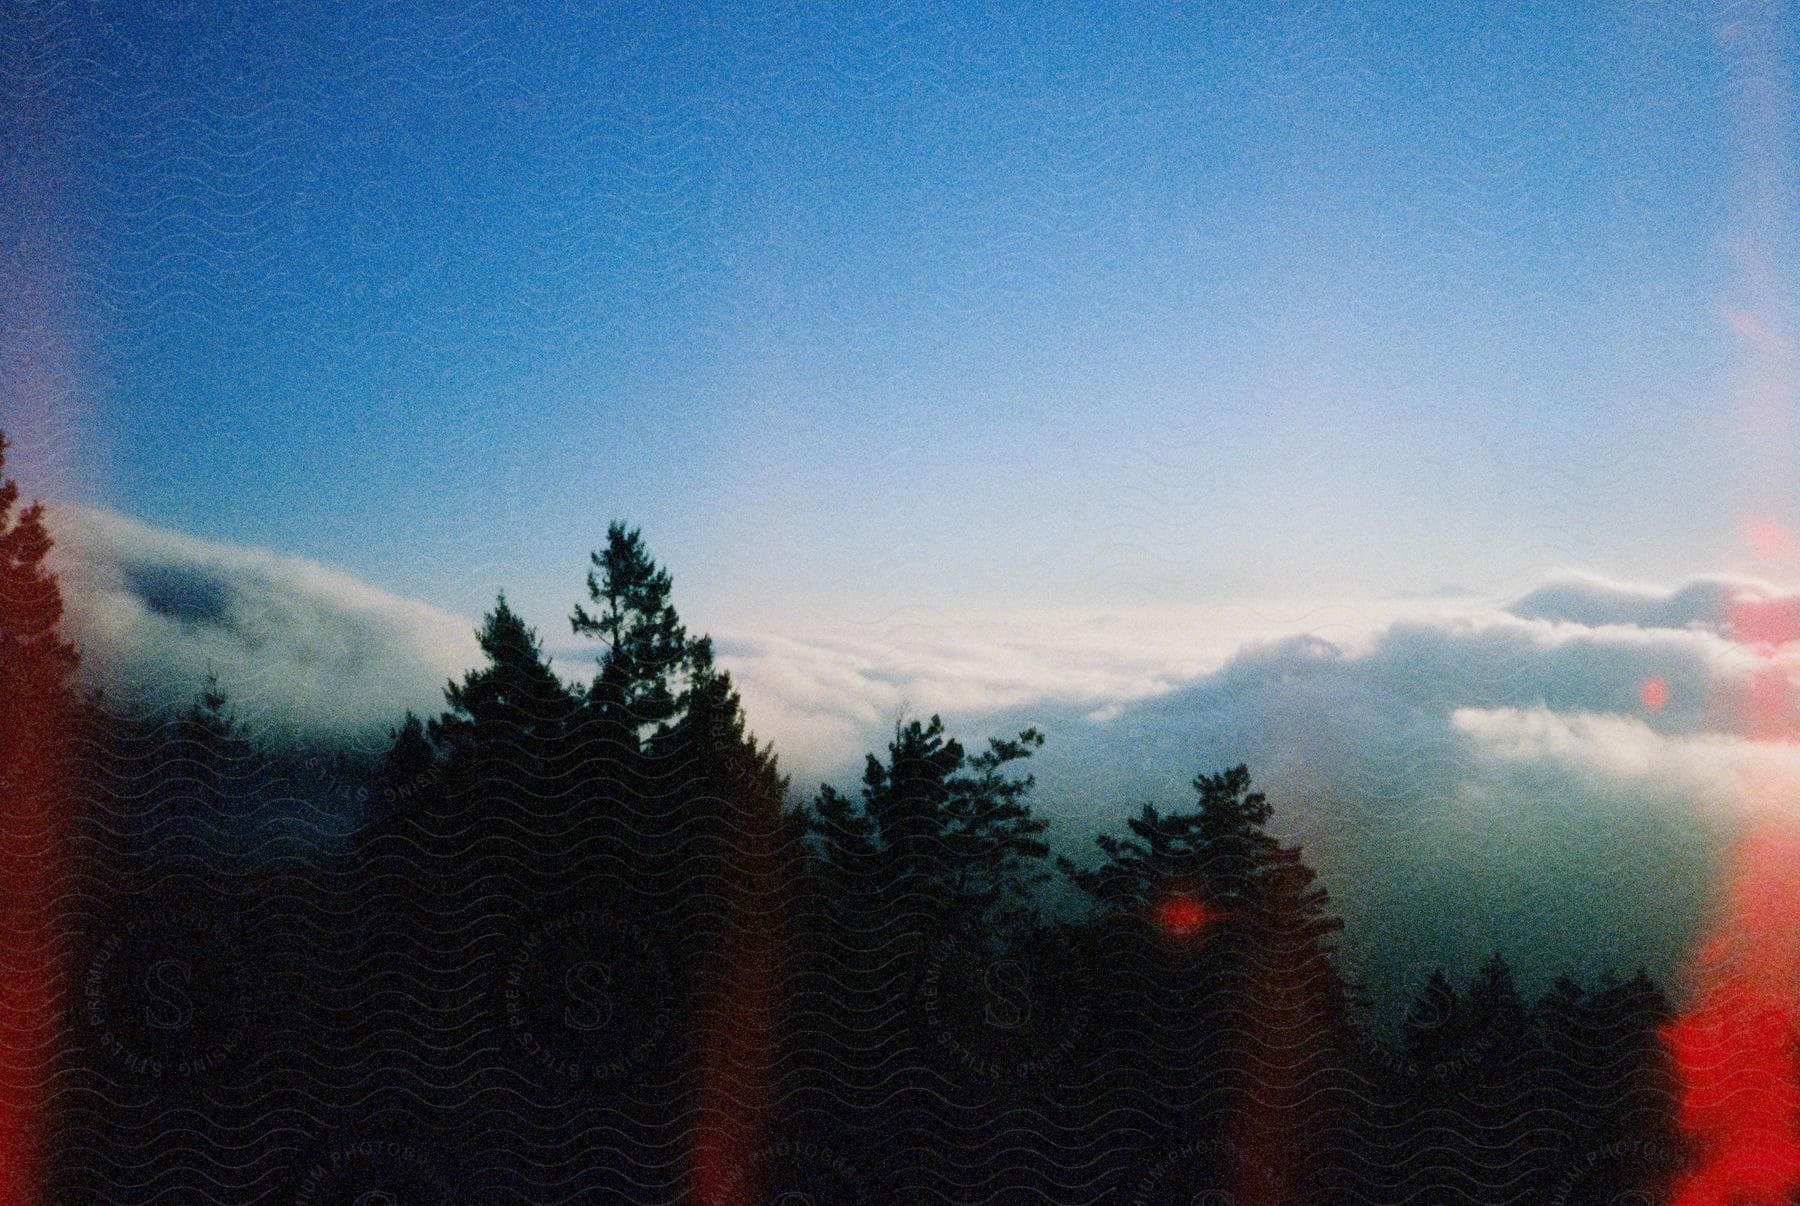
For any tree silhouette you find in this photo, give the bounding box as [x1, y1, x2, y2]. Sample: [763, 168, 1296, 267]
[157, 672, 272, 861]
[648, 633, 796, 1201]
[434, 593, 577, 773]
[812, 714, 1050, 941]
[17, 493, 1701, 1204]
[0, 434, 77, 723]
[1062, 764, 1351, 1203]
[571, 521, 690, 743]
[784, 715, 1052, 1195]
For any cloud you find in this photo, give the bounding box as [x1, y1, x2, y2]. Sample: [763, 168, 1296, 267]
[1504, 570, 1770, 631]
[48, 506, 481, 751]
[41, 508, 1800, 1003]
[708, 573, 1800, 1006]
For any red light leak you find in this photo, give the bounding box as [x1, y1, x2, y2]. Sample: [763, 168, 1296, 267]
[1729, 596, 1800, 654]
[1156, 893, 1214, 938]
[1746, 517, 1800, 563]
[0, 709, 68, 1201]
[689, 809, 782, 1206]
[1665, 829, 1800, 1205]
[1662, 587, 1800, 1204]
[1643, 678, 1671, 713]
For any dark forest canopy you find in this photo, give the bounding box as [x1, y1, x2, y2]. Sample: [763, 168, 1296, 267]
[0, 438, 1693, 1203]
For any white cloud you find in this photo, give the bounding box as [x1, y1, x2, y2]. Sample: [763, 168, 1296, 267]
[48, 506, 481, 751]
[1453, 706, 1800, 810]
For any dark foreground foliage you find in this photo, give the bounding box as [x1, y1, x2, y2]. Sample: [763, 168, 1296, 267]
[0, 441, 1686, 1202]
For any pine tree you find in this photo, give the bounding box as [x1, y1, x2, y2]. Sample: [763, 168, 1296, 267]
[433, 594, 576, 768]
[564, 524, 701, 899]
[820, 714, 1050, 941]
[0, 433, 78, 746]
[1061, 765, 1350, 1203]
[650, 634, 795, 1202]
[1058, 766, 1291, 918]
[149, 672, 271, 867]
[358, 593, 580, 895]
[786, 716, 1051, 1193]
[1403, 968, 1466, 1073]
[570, 522, 689, 744]
[373, 711, 435, 823]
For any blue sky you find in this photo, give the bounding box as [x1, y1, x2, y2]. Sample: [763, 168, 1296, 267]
[4, 0, 1789, 637]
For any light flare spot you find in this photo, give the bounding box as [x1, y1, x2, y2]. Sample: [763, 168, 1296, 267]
[1155, 893, 1214, 939]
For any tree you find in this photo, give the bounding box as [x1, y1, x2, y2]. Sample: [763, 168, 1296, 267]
[373, 711, 435, 823]
[1061, 765, 1350, 1203]
[648, 634, 795, 1202]
[810, 714, 1050, 941]
[1523, 970, 1681, 1202]
[432, 593, 576, 767]
[1060, 765, 1316, 924]
[1402, 967, 1466, 1073]
[0, 432, 78, 738]
[570, 522, 689, 744]
[783, 716, 1051, 1193]
[357, 593, 581, 902]
[563, 524, 701, 887]
[148, 672, 273, 868]
[1467, 951, 1527, 1041]
[1059, 801, 1205, 916]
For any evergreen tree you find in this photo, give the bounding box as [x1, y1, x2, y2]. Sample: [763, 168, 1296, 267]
[786, 716, 1051, 1194]
[1059, 766, 1293, 918]
[650, 634, 797, 1201]
[432, 593, 576, 772]
[1061, 765, 1350, 1203]
[1467, 951, 1528, 1044]
[1528, 970, 1682, 1202]
[564, 524, 704, 897]
[373, 710, 436, 824]
[1402, 968, 1466, 1073]
[817, 714, 1050, 941]
[391, 595, 582, 883]
[148, 672, 275, 867]
[570, 522, 689, 744]
[0, 434, 78, 730]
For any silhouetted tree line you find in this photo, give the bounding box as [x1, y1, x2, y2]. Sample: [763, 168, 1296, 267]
[0, 436, 1691, 1202]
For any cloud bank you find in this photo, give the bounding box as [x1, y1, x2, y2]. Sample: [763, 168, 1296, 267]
[49, 506, 1800, 1002]
[48, 506, 481, 752]
[711, 572, 1800, 1005]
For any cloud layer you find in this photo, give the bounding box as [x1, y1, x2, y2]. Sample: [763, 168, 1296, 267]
[49, 506, 1800, 1002]
[713, 572, 1800, 1005]
[49, 506, 480, 752]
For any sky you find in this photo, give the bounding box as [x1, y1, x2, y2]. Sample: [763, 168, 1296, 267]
[5, 0, 1790, 634]
[5, 0, 1800, 996]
